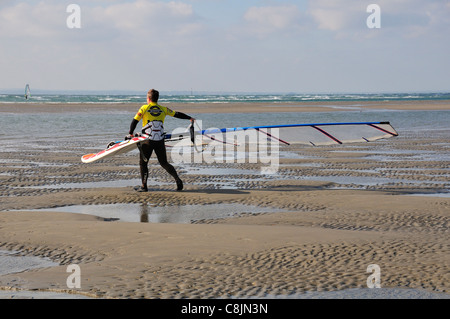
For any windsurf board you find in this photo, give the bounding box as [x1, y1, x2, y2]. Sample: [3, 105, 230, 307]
[81, 135, 148, 163]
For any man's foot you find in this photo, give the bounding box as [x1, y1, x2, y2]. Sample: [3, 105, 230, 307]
[176, 178, 183, 191]
[134, 185, 148, 192]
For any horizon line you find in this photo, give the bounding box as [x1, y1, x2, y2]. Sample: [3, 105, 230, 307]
[1, 88, 449, 95]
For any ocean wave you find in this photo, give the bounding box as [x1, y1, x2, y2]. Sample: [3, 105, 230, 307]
[1, 92, 449, 104]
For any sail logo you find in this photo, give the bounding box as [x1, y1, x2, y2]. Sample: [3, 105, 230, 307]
[66, 4, 81, 29]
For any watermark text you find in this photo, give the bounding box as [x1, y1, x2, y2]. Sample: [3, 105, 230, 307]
[66, 264, 81, 289]
[366, 4, 381, 29]
[66, 4, 81, 29]
[366, 264, 381, 288]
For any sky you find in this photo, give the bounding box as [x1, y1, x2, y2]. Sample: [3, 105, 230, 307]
[0, 0, 449, 93]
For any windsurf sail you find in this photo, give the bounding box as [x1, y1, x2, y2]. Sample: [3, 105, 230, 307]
[24, 84, 30, 100]
[165, 121, 398, 148]
[81, 121, 398, 164]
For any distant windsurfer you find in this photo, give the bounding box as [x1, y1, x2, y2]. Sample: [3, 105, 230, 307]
[25, 84, 30, 100]
[127, 89, 195, 192]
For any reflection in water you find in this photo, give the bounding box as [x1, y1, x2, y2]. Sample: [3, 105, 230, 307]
[138, 203, 185, 223]
[140, 203, 149, 223]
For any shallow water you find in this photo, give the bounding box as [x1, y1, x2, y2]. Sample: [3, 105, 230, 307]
[296, 174, 449, 188]
[0, 250, 58, 276]
[1, 109, 449, 218]
[0, 290, 93, 299]
[0, 248, 88, 299]
[257, 288, 450, 299]
[1, 287, 448, 299]
[1, 109, 448, 142]
[28, 203, 285, 223]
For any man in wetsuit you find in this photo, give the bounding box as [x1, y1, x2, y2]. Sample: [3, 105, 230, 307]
[127, 89, 195, 192]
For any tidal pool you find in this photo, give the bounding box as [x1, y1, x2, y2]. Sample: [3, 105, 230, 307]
[29, 203, 285, 223]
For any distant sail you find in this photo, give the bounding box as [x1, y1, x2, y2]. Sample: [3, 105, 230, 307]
[24, 84, 30, 100]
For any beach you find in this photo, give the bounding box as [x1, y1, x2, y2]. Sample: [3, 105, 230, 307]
[0, 100, 449, 299]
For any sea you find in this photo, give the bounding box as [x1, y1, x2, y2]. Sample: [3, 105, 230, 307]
[0, 92, 449, 160]
[1, 92, 449, 138]
[1, 91, 450, 104]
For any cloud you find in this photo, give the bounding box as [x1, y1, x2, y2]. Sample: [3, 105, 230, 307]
[244, 5, 299, 30]
[1, 0, 448, 92]
[308, 0, 450, 39]
[0, 1, 208, 91]
[98, 0, 197, 36]
[0, 0, 204, 42]
[241, 5, 304, 38]
[308, 1, 363, 32]
[0, 2, 66, 38]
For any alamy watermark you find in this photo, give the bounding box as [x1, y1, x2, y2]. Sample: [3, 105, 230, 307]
[366, 264, 381, 288]
[168, 121, 280, 174]
[66, 264, 81, 289]
[366, 4, 381, 29]
[66, 4, 81, 29]
[65, 4, 380, 30]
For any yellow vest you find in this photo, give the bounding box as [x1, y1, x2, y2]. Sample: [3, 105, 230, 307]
[133, 102, 176, 126]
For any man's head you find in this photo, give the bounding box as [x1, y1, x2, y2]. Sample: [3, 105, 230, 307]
[147, 89, 159, 103]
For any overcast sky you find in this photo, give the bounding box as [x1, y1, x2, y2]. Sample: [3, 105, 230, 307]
[1, 0, 449, 93]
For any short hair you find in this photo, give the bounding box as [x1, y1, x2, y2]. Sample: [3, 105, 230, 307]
[147, 89, 159, 102]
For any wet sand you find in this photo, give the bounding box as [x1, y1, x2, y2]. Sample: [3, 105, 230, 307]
[0, 100, 449, 299]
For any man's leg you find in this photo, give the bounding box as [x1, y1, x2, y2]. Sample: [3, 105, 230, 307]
[153, 140, 183, 191]
[138, 142, 153, 192]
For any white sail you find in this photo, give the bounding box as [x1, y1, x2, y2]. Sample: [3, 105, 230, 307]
[165, 121, 398, 148]
[24, 84, 30, 100]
